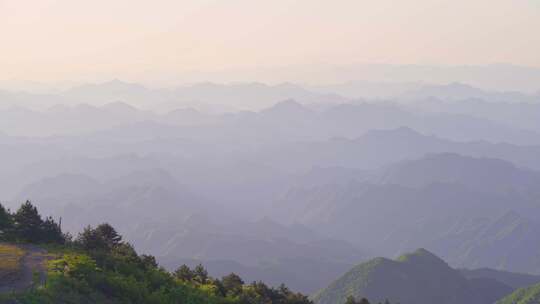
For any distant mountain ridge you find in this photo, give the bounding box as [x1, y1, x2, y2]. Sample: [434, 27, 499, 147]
[277, 152, 540, 275]
[460, 268, 540, 290]
[380, 152, 540, 196]
[402, 82, 540, 103]
[2, 80, 540, 143]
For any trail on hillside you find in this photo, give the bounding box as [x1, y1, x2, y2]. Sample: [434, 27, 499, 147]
[0, 245, 51, 293]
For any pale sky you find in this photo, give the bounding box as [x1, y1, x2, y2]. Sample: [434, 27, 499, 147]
[1, 0, 539, 84]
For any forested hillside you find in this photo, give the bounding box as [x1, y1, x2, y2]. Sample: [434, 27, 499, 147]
[312, 249, 518, 304]
[497, 283, 540, 304]
[0, 201, 313, 303]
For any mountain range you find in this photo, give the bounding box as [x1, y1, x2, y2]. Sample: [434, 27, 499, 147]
[277, 153, 540, 275]
[3, 80, 540, 297]
[2, 80, 540, 144]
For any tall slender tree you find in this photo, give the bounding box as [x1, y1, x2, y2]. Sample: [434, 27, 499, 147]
[0, 203, 13, 239]
[13, 200, 43, 242]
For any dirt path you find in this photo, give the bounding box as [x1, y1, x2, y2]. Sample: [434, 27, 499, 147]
[0, 244, 51, 294]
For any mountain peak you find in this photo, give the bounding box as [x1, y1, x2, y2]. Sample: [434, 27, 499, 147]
[66, 79, 146, 94]
[261, 99, 312, 116]
[271, 99, 305, 109]
[363, 127, 423, 140]
[101, 101, 139, 113]
[313, 248, 491, 304]
[100, 79, 144, 89]
[397, 248, 447, 266]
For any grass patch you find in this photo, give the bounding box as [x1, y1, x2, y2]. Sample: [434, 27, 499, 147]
[0, 243, 26, 281]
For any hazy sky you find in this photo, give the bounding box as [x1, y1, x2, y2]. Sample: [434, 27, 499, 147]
[1, 0, 539, 84]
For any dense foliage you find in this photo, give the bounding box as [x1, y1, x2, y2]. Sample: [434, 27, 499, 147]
[0, 201, 313, 304]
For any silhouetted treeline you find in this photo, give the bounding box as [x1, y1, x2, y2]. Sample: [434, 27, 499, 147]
[0, 200, 65, 244]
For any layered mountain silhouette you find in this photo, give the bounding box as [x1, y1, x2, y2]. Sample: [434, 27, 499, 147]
[380, 152, 540, 195]
[3, 83, 540, 296]
[3, 90, 540, 145]
[278, 153, 540, 274]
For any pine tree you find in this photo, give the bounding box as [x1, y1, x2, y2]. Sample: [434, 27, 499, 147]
[140, 254, 158, 270]
[13, 200, 43, 242]
[0, 203, 13, 240]
[76, 223, 123, 251]
[193, 264, 209, 284]
[77, 225, 106, 251]
[174, 264, 194, 281]
[345, 295, 372, 304]
[359, 298, 371, 304]
[95, 223, 122, 248]
[222, 273, 244, 296]
[41, 216, 64, 243]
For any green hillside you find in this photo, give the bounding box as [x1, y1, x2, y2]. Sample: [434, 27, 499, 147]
[312, 248, 512, 304]
[0, 201, 312, 304]
[497, 283, 540, 304]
